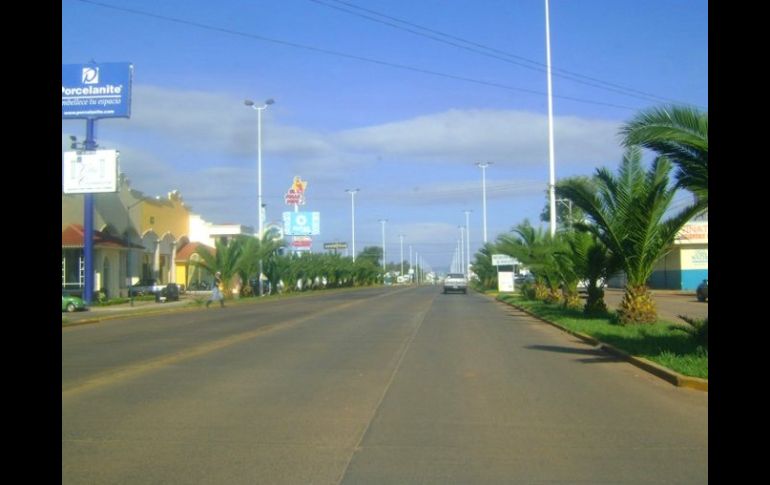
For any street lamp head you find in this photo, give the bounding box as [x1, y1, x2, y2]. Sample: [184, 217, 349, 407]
[244, 99, 255, 106]
[265, 98, 275, 105]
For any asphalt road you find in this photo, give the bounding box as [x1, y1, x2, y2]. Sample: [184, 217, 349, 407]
[63, 286, 707, 484]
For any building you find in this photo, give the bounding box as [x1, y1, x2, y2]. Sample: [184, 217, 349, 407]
[648, 220, 708, 291]
[606, 220, 708, 291]
[62, 175, 193, 298]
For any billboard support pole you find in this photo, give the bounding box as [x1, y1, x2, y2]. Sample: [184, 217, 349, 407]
[83, 118, 97, 304]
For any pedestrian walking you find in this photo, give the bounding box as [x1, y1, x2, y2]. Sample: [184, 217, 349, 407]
[206, 271, 225, 308]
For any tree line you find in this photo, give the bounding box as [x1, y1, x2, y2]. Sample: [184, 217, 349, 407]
[471, 105, 708, 325]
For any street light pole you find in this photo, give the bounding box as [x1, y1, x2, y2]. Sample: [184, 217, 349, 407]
[379, 219, 387, 271]
[244, 98, 275, 237]
[544, 0, 557, 237]
[346, 189, 360, 262]
[245, 98, 274, 297]
[476, 162, 491, 243]
[459, 225, 465, 276]
[464, 210, 471, 275]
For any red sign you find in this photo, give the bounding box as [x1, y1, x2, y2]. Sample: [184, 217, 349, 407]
[291, 238, 312, 248]
[284, 190, 302, 205]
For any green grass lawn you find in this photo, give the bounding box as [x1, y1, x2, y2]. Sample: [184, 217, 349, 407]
[496, 293, 708, 379]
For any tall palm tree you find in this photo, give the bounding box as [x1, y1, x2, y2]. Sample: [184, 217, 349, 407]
[620, 105, 708, 206]
[557, 147, 706, 324]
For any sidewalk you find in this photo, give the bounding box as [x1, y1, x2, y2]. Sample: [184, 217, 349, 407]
[62, 295, 201, 325]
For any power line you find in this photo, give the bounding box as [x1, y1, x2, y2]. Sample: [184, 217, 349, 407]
[309, 0, 703, 109]
[71, 0, 639, 111]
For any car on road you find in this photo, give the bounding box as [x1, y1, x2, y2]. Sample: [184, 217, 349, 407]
[696, 279, 708, 302]
[62, 293, 87, 312]
[129, 278, 166, 297]
[443, 273, 468, 294]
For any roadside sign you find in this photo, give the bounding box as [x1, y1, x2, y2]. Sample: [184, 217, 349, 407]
[492, 254, 518, 266]
[283, 211, 320, 235]
[324, 242, 348, 250]
[62, 149, 118, 193]
[62, 62, 133, 119]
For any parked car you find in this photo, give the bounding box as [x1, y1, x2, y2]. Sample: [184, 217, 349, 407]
[129, 278, 165, 297]
[187, 280, 210, 291]
[696, 279, 708, 302]
[443, 273, 468, 294]
[156, 282, 180, 303]
[62, 293, 87, 312]
[515, 274, 536, 286]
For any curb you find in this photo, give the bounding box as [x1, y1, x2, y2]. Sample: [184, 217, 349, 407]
[62, 303, 202, 327]
[493, 295, 708, 392]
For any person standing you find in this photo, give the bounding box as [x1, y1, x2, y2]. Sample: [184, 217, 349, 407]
[206, 271, 225, 308]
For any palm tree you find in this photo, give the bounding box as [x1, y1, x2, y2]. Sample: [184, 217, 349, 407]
[562, 231, 618, 315]
[470, 242, 498, 291]
[193, 236, 245, 300]
[556, 147, 706, 324]
[238, 230, 285, 295]
[497, 220, 563, 303]
[620, 105, 708, 206]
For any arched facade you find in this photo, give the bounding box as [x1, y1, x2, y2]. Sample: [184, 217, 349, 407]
[62, 176, 192, 298]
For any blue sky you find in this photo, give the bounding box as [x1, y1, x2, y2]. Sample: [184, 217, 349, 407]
[62, 0, 708, 272]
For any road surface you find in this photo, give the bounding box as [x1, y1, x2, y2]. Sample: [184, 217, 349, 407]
[63, 286, 707, 484]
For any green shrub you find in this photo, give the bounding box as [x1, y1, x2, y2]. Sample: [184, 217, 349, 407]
[674, 315, 708, 348]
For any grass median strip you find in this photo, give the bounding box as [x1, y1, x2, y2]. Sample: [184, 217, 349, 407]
[496, 293, 707, 380]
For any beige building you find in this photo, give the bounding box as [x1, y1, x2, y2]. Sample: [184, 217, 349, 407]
[62, 175, 193, 298]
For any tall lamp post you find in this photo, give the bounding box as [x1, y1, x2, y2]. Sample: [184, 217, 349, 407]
[476, 162, 492, 243]
[544, 0, 557, 237]
[458, 225, 465, 276]
[245, 98, 274, 297]
[244, 98, 275, 236]
[346, 189, 360, 262]
[379, 219, 387, 271]
[464, 210, 472, 275]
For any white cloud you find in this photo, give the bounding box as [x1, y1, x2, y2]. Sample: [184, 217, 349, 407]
[61, 86, 627, 229]
[334, 109, 623, 168]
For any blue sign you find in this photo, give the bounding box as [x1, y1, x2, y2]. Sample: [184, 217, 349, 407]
[283, 212, 320, 236]
[62, 62, 133, 119]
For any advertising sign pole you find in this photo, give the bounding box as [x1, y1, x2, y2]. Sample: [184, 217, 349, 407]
[63, 61, 133, 304]
[82, 119, 97, 304]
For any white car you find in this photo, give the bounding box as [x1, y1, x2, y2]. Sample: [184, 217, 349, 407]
[443, 273, 468, 294]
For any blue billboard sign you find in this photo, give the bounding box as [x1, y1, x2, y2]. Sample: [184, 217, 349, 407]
[62, 62, 133, 119]
[283, 212, 320, 236]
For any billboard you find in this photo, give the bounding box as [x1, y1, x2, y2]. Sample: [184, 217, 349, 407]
[323, 242, 348, 250]
[285, 176, 308, 206]
[62, 150, 119, 194]
[491, 254, 518, 266]
[283, 211, 320, 236]
[291, 236, 313, 251]
[62, 62, 133, 119]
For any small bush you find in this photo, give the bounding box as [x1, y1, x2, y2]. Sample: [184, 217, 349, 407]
[674, 315, 708, 348]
